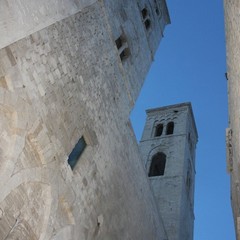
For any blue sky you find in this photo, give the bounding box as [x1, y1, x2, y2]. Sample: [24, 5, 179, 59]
[131, 0, 235, 239]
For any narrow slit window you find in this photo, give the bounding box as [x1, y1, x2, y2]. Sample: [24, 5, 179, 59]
[166, 122, 174, 135]
[155, 124, 163, 137]
[186, 170, 191, 194]
[186, 161, 192, 195]
[141, 7, 151, 30]
[115, 33, 130, 61]
[154, 0, 161, 16]
[141, 8, 148, 19]
[144, 19, 151, 30]
[148, 152, 166, 177]
[68, 136, 86, 170]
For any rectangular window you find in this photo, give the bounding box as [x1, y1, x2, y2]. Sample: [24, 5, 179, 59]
[68, 136, 86, 170]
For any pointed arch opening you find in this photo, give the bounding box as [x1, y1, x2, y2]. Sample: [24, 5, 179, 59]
[166, 121, 174, 135]
[148, 152, 166, 177]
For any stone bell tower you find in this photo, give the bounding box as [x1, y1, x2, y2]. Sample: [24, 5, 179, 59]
[139, 103, 198, 240]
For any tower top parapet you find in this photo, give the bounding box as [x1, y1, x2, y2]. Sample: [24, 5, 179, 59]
[146, 102, 198, 139]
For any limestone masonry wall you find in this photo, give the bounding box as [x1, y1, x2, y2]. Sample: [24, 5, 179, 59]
[0, 0, 170, 239]
[139, 104, 198, 240]
[0, 0, 97, 50]
[224, 0, 240, 238]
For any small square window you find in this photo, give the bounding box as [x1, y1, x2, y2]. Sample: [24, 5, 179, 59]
[115, 33, 130, 62]
[120, 48, 130, 61]
[115, 37, 123, 50]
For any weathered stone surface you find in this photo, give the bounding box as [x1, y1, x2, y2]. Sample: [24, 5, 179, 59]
[139, 103, 198, 240]
[0, 0, 171, 239]
[224, 0, 240, 238]
[0, 0, 98, 50]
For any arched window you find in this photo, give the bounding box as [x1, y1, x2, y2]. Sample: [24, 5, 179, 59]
[148, 152, 166, 177]
[155, 124, 163, 137]
[166, 121, 174, 135]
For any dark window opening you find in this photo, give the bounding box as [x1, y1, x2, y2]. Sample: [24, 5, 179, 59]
[186, 166, 192, 195]
[154, 0, 160, 15]
[144, 19, 151, 29]
[166, 122, 174, 135]
[120, 51, 126, 61]
[115, 35, 127, 50]
[155, 124, 163, 137]
[141, 7, 151, 30]
[115, 37, 123, 49]
[148, 152, 166, 177]
[68, 136, 86, 170]
[188, 133, 193, 152]
[141, 8, 148, 19]
[186, 172, 191, 191]
[120, 48, 130, 61]
[115, 33, 130, 62]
